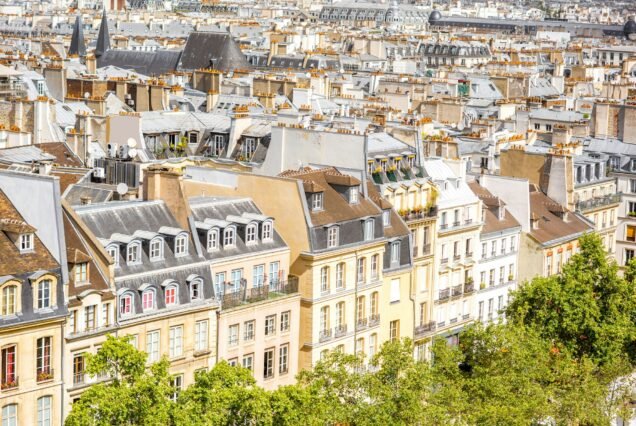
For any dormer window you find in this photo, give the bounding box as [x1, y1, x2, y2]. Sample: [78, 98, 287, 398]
[74, 262, 88, 283]
[262, 221, 273, 241]
[364, 219, 375, 241]
[207, 229, 219, 251]
[382, 210, 390, 227]
[142, 289, 156, 311]
[175, 235, 188, 257]
[150, 238, 163, 261]
[390, 241, 401, 264]
[120, 293, 133, 316]
[37, 280, 51, 310]
[327, 226, 339, 248]
[19, 233, 33, 252]
[127, 242, 141, 265]
[190, 279, 202, 301]
[246, 224, 257, 245]
[224, 228, 236, 247]
[349, 186, 359, 204]
[312, 193, 323, 211]
[107, 245, 119, 267]
[165, 285, 178, 306]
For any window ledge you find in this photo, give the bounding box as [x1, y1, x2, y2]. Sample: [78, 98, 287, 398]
[193, 349, 212, 357]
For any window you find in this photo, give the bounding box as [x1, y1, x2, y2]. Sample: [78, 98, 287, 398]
[207, 229, 219, 251]
[228, 358, 238, 367]
[349, 186, 359, 204]
[174, 235, 188, 256]
[84, 305, 96, 331]
[630, 179, 636, 194]
[626, 249, 635, 265]
[195, 320, 208, 351]
[627, 226, 636, 242]
[223, 228, 236, 247]
[390, 279, 400, 303]
[19, 233, 33, 252]
[212, 135, 224, 156]
[169, 326, 183, 358]
[230, 269, 242, 292]
[382, 210, 390, 227]
[391, 241, 401, 264]
[214, 272, 225, 297]
[262, 221, 273, 241]
[253, 264, 265, 287]
[478, 301, 484, 321]
[280, 311, 290, 332]
[311, 193, 323, 211]
[356, 337, 364, 355]
[320, 306, 329, 332]
[2, 346, 16, 387]
[369, 333, 377, 358]
[165, 285, 178, 306]
[69, 310, 76, 333]
[356, 295, 366, 322]
[188, 131, 198, 145]
[150, 239, 163, 260]
[265, 315, 276, 336]
[170, 375, 183, 402]
[320, 266, 329, 293]
[142, 289, 155, 311]
[242, 354, 253, 371]
[72, 353, 84, 384]
[146, 331, 160, 362]
[335, 301, 345, 329]
[264, 348, 275, 379]
[335, 263, 345, 289]
[279, 344, 289, 374]
[1, 285, 17, 316]
[327, 226, 339, 248]
[364, 219, 374, 241]
[127, 243, 140, 264]
[120, 294, 132, 316]
[2, 404, 17, 426]
[37, 396, 52, 426]
[228, 324, 239, 346]
[75, 262, 88, 282]
[246, 224, 257, 245]
[107, 246, 119, 267]
[371, 292, 379, 317]
[510, 236, 516, 251]
[356, 257, 366, 283]
[243, 137, 257, 159]
[190, 280, 202, 301]
[129, 335, 138, 349]
[269, 261, 280, 286]
[389, 320, 400, 341]
[244, 320, 255, 341]
[37, 280, 51, 310]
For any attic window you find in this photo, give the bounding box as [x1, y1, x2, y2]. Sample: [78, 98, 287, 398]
[312, 193, 323, 211]
[75, 262, 88, 283]
[382, 210, 391, 227]
[175, 235, 188, 257]
[262, 221, 273, 242]
[349, 186, 359, 204]
[246, 224, 257, 245]
[19, 233, 34, 252]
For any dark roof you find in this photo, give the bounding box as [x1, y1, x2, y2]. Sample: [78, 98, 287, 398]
[429, 10, 442, 23]
[68, 15, 86, 57]
[468, 182, 521, 235]
[97, 49, 182, 76]
[95, 9, 111, 58]
[178, 31, 250, 72]
[38, 142, 84, 167]
[625, 18, 636, 36]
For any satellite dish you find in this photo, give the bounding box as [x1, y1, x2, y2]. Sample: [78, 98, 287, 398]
[127, 137, 137, 148]
[116, 183, 129, 195]
[84, 92, 90, 99]
[128, 148, 138, 158]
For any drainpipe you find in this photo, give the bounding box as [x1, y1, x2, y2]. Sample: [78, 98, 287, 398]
[60, 319, 66, 421]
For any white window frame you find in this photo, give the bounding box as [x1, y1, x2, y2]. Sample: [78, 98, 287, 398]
[169, 325, 183, 358]
[223, 227, 236, 247]
[142, 289, 156, 311]
[190, 279, 202, 300]
[311, 192, 323, 211]
[19, 233, 34, 252]
[120, 293, 133, 316]
[174, 235, 188, 257]
[195, 320, 208, 351]
[327, 226, 339, 248]
[382, 210, 390, 227]
[207, 229, 219, 251]
[246, 224, 257, 245]
[364, 219, 374, 241]
[261, 221, 273, 241]
[37, 396, 52, 426]
[146, 330, 160, 363]
[127, 242, 141, 265]
[107, 245, 119, 267]
[391, 241, 401, 264]
[150, 238, 163, 261]
[349, 186, 359, 204]
[165, 285, 178, 306]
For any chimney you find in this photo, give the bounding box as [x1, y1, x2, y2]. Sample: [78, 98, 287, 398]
[206, 91, 219, 113]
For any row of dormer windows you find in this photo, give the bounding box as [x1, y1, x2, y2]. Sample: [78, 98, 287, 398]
[203, 220, 274, 253]
[119, 279, 203, 317]
[106, 234, 189, 267]
[0, 278, 56, 317]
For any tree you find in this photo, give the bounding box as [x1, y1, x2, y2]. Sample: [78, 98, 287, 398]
[65, 335, 174, 426]
[505, 233, 636, 366]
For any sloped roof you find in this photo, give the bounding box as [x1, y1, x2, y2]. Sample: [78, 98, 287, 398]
[68, 15, 86, 57]
[178, 32, 250, 72]
[97, 49, 182, 76]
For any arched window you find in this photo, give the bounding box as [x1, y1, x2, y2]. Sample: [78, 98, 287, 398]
[142, 289, 156, 311]
[262, 220, 273, 241]
[190, 279, 202, 301]
[149, 237, 163, 261]
[207, 229, 219, 251]
[174, 234, 188, 257]
[2, 404, 17, 426]
[37, 396, 52, 426]
[165, 285, 178, 306]
[120, 293, 133, 316]
[106, 244, 119, 267]
[223, 227, 236, 247]
[245, 223, 257, 244]
[1, 284, 18, 315]
[126, 242, 141, 265]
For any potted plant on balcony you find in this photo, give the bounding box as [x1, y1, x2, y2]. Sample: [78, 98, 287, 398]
[37, 371, 53, 382]
[480, 282, 486, 290]
[508, 274, 514, 282]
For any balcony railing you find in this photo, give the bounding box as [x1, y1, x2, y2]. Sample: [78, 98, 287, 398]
[465, 251, 473, 260]
[368, 314, 380, 327]
[319, 328, 332, 343]
[412, 245, 418, 257]
[464, 219, 473, 225]
[0, 376, 18, 390]
[453, 254, 461, 262]
[440, 258, 448, 265]
[73, 373, 85, 386]
[399, 206, 437, 223]
[451, 284, 463, 297]
[438, 288, 450, 301]
[575, 193, 621, 212]
[422, 243, 431, 255]
[356, 317, 368, 330]
[414, 321, 436, 339]
[453, 221, 460, 227]
[220, 277, 298, 309]
[464, 282, 475, 293]
[334, 324, 348, 338]
[36, 368, 54, 383]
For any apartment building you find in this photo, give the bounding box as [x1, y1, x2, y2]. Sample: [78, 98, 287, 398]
[423, 159, 482, 345]
[469, 182, 521, 324]
[72, 199, 220, 395]
[0, 171, 69, 426]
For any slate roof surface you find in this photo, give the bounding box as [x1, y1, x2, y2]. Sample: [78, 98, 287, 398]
[97, 49, 182, 76]
[468, 181, 521, 235]
[178, 31, 250, 72]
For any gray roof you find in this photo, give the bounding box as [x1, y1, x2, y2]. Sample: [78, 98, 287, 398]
[0, 145, 56, 165]
[178, 31, 250, 72]
[68, 15, 86, 57]
[97, 49, 182, 76]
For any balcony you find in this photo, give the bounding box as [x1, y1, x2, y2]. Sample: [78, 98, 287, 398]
[356, 317, 368, 330]
[453, 221, 460, 227]
[440, 258, 449, 266]
[450, 317, 458, 324]
[220, 277, 298, 309]
[414, 321, 436, 339]
[440, 223, 448, 230]
[319, 328, 333, 343]
[399, 206, 437, 223]
[575, 193, 621, 213]
[0, 377, 18, 390]
[451, 284, 463, 297]
[438, 288, 450, 301]
[73, 373, 85, 386]
[453, 254, 461, 262]
[412, 245, 418, 257]
[464, 282, 475, 293]
[334, 324, 348, 338]
[36, 368, 54, 383]
[464, 219, 473, 226]
[465, 251, 473, 260]
[368, 314, 380, 327]
[422, 243, 431, 255]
